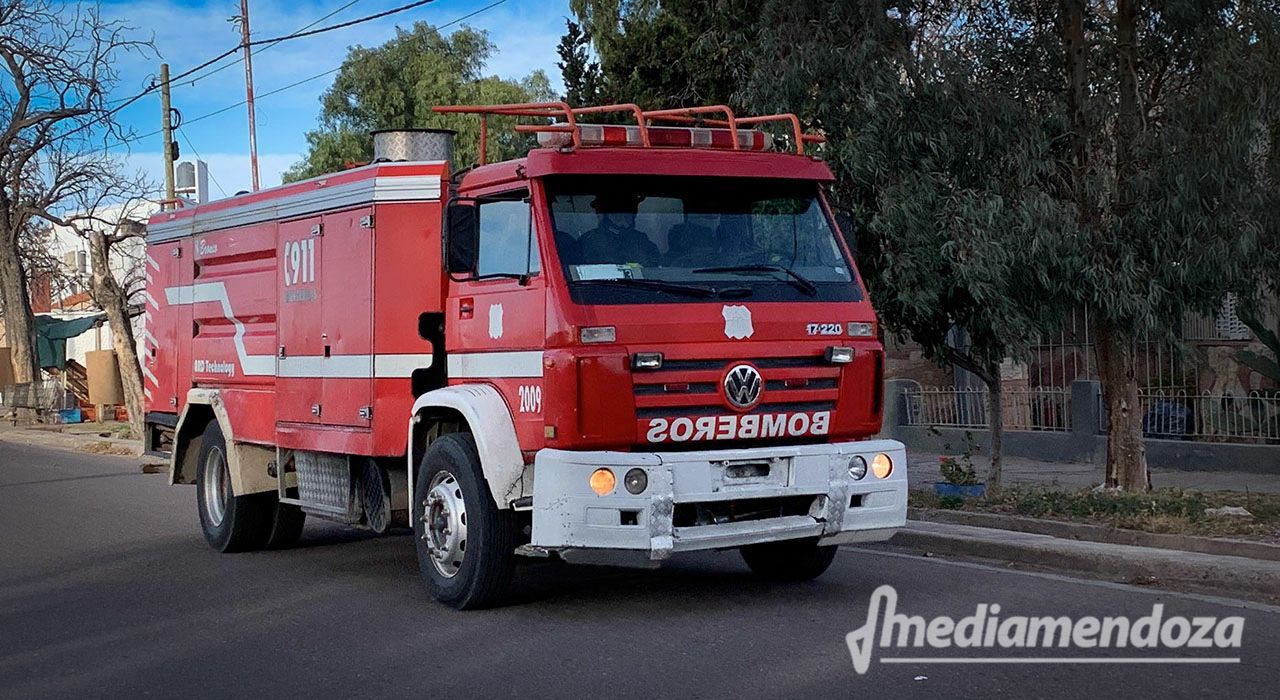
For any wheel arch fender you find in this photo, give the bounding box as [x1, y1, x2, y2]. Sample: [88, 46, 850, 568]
[408, 384, 524, 515]
[172, 389, 275, 496]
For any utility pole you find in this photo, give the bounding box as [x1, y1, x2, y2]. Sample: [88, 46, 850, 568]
[159, 63, 176, 205]
[237, 0, 261, 191]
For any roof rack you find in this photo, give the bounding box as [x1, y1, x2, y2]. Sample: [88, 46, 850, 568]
[431, 102, 826, 165]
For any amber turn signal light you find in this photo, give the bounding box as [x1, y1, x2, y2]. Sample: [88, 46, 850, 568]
[589, 468, 616, 495]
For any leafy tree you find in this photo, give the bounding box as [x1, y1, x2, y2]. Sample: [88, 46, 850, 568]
[285, 23, 554, 180]
[740, 1, 1079, 486]
[556, 20, 601, 107]
[1044, 0, 1279, 489]
[570, 1, 1280, 490]
[569, 0, 752, 108]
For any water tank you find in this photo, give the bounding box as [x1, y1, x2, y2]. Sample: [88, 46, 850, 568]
[372, 129, 455, 164]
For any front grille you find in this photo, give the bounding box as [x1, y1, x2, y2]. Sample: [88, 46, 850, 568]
[636, 400, 837, 419]
[673, 495, 818, 527]
[632, 353, 841, 418]
[658, 356, 832, 372]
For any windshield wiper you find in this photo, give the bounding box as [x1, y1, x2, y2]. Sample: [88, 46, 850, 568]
[692, 264, 819, 296]
[570, 278, 716, 298]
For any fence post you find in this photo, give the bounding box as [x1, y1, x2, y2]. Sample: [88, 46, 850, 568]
[1071, 379, 1103, 437]
[881, 379, 919, 438]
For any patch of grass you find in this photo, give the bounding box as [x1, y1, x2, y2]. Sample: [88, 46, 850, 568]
[79, 440, 135, 456]
[910, 486, 1280, 541]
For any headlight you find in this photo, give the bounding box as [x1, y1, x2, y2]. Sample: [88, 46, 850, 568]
[624, 468, 648, 494]
[848, 455, 868, 480]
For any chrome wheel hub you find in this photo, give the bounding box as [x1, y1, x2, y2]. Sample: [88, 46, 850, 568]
[421, 471, 467, 578]
[201, 446, 231, 527]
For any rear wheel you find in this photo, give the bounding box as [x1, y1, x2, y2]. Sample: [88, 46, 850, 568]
[413, 432, 518, 609]
[739, 537, 838, 581]
[195, 420, 273, 553]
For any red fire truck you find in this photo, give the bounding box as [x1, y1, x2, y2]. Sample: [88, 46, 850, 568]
[144, 103, 907, 609]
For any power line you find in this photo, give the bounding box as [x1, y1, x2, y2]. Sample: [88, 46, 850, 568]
[113, 0, 511, 149]
[176, 126, 230, 198]
[177, 0, 364, 89]
[74, 0, 441, 140]
[167, 0, 438, 89]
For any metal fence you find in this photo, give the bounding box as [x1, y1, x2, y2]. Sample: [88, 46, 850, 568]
[0, 381, 75, 412]
[1028, 306, 1260, 393]
[905, 386, 1072, 432]
[1100, 390, 1280, 444]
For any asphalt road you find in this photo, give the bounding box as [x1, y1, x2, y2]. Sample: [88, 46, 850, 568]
[2, 438, 1278, 699]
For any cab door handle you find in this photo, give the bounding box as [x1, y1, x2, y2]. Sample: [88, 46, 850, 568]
[459, 297, 474, 319]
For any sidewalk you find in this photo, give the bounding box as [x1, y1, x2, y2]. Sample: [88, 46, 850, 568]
[888, 520, 1280, 603]
[0, 421, 142, 457]
[906, 450, 1280, 494]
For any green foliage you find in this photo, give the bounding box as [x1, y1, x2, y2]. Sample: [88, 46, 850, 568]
[568, 0, 752, 108]
[556, 20, 602, 107]
[740, 1, 1080, 385]
[939, 457, 980, 486]
[1010, 488, 1209, 522]
[284, 23, 554, 181]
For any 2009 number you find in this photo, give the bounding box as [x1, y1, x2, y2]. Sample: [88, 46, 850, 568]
[283, 239, 316, 286]
[518, 385, 542, 414]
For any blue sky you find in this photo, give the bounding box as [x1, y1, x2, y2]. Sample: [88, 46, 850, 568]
[101, 0, 572, 196]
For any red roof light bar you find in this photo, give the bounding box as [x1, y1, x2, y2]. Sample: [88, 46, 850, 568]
[431, 101, 825, 163]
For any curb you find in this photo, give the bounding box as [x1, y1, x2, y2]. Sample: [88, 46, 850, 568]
[909, 507, 1280, 563]
[891, 520, 1280, 602]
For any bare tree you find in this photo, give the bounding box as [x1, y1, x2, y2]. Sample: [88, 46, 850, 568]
[44, 164, 154, 438]
[0, 0, 149, 388]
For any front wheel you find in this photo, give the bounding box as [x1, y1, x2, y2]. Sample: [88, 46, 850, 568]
[413, 432, 519, 610]
[739, 537, 838, 581]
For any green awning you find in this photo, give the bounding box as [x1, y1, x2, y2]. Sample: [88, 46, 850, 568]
[36, 313, 105, 370]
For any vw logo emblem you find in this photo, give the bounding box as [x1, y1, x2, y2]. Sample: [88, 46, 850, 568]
[723, 364, 763, 410]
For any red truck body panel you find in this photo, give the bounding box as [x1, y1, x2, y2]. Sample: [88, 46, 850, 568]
[144, 162, 446, 457]
[145, 148, 883, 461]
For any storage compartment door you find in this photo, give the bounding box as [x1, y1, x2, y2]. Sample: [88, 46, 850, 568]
[319, 208, 374, 427]
[276, 217, 325, 424]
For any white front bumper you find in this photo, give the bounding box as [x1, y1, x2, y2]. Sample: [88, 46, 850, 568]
[530, 439, 907, 564]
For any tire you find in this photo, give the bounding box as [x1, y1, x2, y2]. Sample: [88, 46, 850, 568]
[413, 432, 518, 610]
[263, 501, 306, 549]
[195, 420, 274, 553]
[739, 537, 838, 581]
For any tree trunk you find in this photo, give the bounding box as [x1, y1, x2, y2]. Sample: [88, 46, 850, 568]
[1096, 319, 1150, 490]
[88, 231, 145, 439]
[985, 361, 1004, 488]
[1097, 0, 1150, 491]
[1115, 0, 1139, 213]
[1060, 0, 1089, 207]
[0, 241, 39, 384]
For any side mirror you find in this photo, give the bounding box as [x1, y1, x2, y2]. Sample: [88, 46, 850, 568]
[446, 200, 478, 276]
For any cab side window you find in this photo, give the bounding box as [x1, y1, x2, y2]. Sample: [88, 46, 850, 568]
[477, 197, 539, 277]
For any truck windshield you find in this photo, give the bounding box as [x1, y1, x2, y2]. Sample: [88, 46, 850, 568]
[546, 176, 862, 305]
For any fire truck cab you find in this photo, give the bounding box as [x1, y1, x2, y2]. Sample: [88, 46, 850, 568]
[144, 103, 907, 609]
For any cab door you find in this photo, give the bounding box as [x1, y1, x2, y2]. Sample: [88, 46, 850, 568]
[446, 192, 546, 445]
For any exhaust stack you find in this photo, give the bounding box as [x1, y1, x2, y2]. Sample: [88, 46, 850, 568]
[371, 128, 455, 164]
